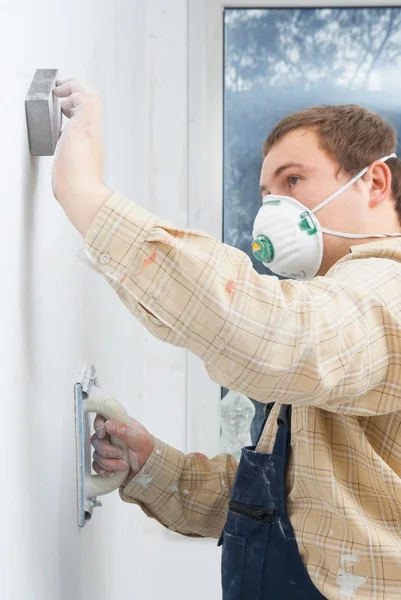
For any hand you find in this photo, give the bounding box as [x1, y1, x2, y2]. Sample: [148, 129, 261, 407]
[91, 414, 155, 487]
[52, 78, 112, 236]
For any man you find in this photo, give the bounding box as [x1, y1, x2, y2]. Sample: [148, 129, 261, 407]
[52, 79, 401, 600]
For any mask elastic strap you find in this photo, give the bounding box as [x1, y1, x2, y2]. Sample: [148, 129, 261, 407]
[311, 153, 397, 215]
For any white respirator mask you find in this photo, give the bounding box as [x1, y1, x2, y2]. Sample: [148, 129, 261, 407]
[251, 153, 400, 280]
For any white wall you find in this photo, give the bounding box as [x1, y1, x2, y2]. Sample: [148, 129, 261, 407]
[1, 1, 221, 598]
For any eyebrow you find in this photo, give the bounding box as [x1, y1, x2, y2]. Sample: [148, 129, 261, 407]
[260, 162, 313, 195]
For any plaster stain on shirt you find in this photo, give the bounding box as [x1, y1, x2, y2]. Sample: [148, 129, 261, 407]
[188, 452, 208, 460]
[336, 553, 367, 599]
[137, 473, 153, 489]
[225, 279, 236, 297]
[142, 247, 158, 268]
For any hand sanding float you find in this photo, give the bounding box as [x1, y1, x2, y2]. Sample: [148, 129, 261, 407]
[74, 364, 131, 527]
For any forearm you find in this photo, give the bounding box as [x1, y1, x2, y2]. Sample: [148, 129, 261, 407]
[119, 437, 237, 538]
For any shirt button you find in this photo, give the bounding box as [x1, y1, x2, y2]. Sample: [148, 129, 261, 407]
[99, 253, 110, 265]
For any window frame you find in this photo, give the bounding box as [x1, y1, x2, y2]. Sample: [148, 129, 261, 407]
[186, 0, 401, 455]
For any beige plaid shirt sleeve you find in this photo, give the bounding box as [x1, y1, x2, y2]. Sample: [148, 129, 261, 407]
[80, 192, 401, 598]
[118, 436, 238, 538]
[82, 192, 401, 416]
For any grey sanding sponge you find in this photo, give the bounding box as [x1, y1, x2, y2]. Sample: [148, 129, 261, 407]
[25, 69, 62, 156]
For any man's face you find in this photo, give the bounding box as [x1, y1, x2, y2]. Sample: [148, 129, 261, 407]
[259, 128, 373, 276]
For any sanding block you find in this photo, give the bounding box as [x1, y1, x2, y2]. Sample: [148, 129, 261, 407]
[25, 69, 62, 156]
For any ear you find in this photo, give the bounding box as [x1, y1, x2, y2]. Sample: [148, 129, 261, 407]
[367, 161, 392, 208]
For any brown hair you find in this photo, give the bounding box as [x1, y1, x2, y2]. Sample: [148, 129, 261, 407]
[263, 105, 401, 224]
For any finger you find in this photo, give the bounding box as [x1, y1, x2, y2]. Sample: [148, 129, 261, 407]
[53, 79, 93, 97]
[92, 460, 114, 478]
[58, 92, 87, 119]
[55, 78, 75, 87]
[93, 451, 129, 472]
[94, 414, 107, 440]
[104, 420, 147, 449]
[52, 80, 76, 97]
[90, 433, 123, 459]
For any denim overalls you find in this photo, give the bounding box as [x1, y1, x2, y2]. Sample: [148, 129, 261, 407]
[218, 403, 327, 599]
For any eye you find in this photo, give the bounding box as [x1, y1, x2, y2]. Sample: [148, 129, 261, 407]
[288, 176, 301, 187]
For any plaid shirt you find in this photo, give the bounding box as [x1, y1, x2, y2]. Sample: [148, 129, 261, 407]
[81, 192, 401, 600]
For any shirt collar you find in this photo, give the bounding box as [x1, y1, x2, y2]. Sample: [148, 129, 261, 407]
[349, 237, 401, 258]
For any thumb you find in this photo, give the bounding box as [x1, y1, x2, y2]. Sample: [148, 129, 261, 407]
[104, 420, 137, 446]
[104, 419, 151, 450]
[104, 419, 153, 475]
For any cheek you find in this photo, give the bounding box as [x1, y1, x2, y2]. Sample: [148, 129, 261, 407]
[307, 181, 352, 214]
[290, 182, 320, 208]
[314, 202, 340, 228]
[315, 190, 361, 232]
